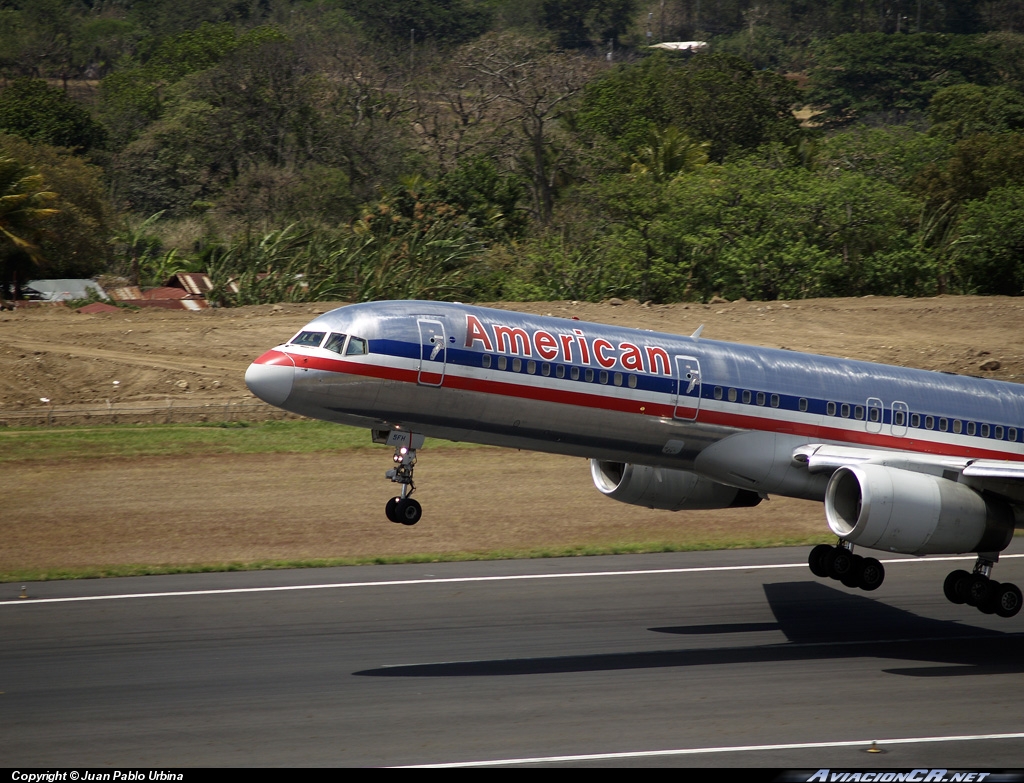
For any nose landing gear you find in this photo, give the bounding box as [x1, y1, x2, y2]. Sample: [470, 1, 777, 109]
[383, 436, 422, 525]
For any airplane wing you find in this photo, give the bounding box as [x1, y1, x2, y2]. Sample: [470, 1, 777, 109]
[792, 443, 1024, 505]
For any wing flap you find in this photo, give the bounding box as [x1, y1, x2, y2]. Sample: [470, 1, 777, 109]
[792, 443, 968, 475]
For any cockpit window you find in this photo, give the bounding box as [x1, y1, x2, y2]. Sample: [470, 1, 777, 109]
[324, 333, 347, 354]
[290, 330, 326, 348]
[346, 336, 368, 355]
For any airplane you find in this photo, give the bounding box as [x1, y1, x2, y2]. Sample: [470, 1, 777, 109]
[245, 300, 1024, 618]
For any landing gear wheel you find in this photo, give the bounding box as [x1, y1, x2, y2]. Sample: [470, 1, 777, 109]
[944, 570, 971, 604]
[396, 498, 422, 526]
[965, 575, 992, 607]
[978, 581, 1000, 614]
[825, 547, 855, 581]
[809, 544, 833, 578]
[994, 582, 1023, 618]
[841, 555, 865, 588]
[385, 497, 401, 523]
[859, 557, 884, 591]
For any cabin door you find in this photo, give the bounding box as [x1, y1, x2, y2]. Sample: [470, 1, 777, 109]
[417, 318, 447, 386]
[673, 355, 702, 421]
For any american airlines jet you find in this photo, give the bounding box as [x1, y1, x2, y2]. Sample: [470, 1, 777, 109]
[245, 300, 1024, 618]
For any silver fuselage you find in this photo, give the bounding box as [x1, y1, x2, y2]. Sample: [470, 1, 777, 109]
[245, 300, 1024, 502]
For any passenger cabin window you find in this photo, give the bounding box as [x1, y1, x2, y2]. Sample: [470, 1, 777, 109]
[799, 398, 808, 412]
[482, 355, 492, 369]
[742, 390, 752, 404]
[570, 367, 580, 381]
[728, 388, 738, 402]
[585, 368, 594, 382]
[512, 358, 522, 372]
[346, 336, 368, 355]
[869, 407, 881, 423]
[996, 426, 1005, 440]
[628, 375, 638, 389]
[925, 416, 934, 430]
[967, 421, 976, 436]
[981, 424, 990, 438]
[855, 406, 865, 420]
[599, 370, 609, 384]
[953, 420, 962, 434]
[556, 365, 566, 379]
[714, 386, 723, 400]
[290, 330, 326, 348]
[757, 392, 766, 406]
[324, 333, 347, 353]
[894, 410, 906, 426]
[614, 372, 623, 387]
[527, 360, 537, 374]
[771, 394, 780, 408]
[841, 403, 850, 418]
[939, 418, 948, 432]
[1010, 428, 1018, 442]
[498, 356, 508, 370]
[827, 401, 836, 416]
[911, 414, 921, 428]
[542, 363, 551, 377]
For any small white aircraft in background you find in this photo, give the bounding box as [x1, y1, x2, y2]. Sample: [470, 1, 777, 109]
[247, 300, 1024, 617]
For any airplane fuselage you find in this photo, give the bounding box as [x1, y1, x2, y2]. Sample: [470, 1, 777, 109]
[248, 300, 1024, 496]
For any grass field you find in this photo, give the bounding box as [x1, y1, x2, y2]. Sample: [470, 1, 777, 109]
[1, 420, 828, 583]
[0, 419, 475, 462]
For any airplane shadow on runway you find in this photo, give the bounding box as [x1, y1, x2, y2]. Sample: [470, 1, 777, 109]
[353, 581, 1024, 679]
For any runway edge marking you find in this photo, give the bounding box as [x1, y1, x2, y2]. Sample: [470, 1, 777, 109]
[4, 554, 1021, 606]
[396, 731, 1024, 767]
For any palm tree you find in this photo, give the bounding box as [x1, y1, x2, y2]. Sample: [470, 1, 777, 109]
[0, 155, 58, 263]
[0, 155, 58, 302]
[629, 126, 710, 182]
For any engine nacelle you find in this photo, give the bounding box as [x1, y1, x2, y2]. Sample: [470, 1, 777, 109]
[825, 464, 1015, 555]
[590, 460, 762, 511]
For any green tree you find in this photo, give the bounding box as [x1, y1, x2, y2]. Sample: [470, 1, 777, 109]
[458, 33, 598, 224]
[954, 186, 1024, 294]
[0, 134, 113, 282]
[628, 126, 709, 182]
[913, 132, 1024, 206]
[577, 52, 801, 162]
[434, 156, 527, 241]
[813, 126, 951, 188]
[540, 0, 637, 49]
[0, 78, 105, 152]
[334, 0, 492, 48]
[927, 83, 1024, 140]
[0, 155, 57, 263]
[807, 33, 1001, 126]
[99, 23, 287, 148]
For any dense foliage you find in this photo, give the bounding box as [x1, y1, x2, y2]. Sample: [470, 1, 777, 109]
[1, 0, 1023, 302]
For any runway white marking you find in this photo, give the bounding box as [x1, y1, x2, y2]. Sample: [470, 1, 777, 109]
[3, 553, 1022, 606]
[398, 731, 1024, 767]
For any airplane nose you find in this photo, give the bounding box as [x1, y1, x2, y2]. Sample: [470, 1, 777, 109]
[245, 350, 295, 406]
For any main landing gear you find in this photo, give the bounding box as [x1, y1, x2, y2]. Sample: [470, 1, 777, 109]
[942, 555, 1022, 618]
[384, 441, 422, 525]
[809, 541, 885, 591]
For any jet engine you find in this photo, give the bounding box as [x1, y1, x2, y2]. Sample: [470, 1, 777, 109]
[825, 464, 1016, 555]
[590, 460, 762, 511]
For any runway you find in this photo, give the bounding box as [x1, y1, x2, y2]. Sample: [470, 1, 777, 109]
[4, 545, 1024, 767]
